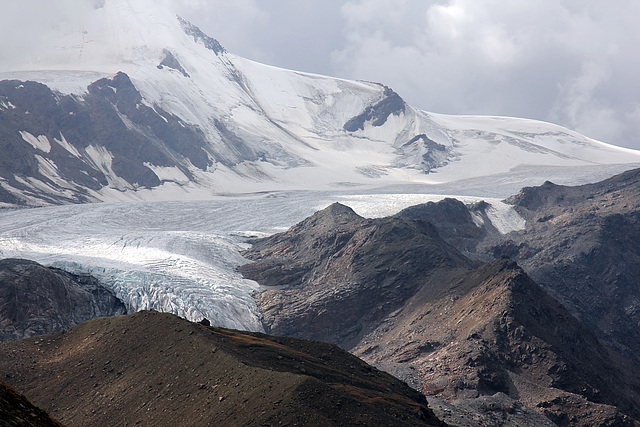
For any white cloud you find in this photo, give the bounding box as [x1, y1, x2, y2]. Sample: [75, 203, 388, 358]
[330, 0, 640, 148]
[173, 0, 268, 58]
[174, 0, 345, 74]
[0, 0, 97, 68]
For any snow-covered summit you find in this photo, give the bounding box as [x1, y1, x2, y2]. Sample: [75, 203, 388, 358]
[1, 0, 639, 207]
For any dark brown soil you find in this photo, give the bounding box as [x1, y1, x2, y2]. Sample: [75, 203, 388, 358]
[0, 310, 444, 426]
[0, 380, 64, 427]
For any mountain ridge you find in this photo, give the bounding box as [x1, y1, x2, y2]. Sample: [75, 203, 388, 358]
[0, 310, 445, 426]
[239, 199, 640, 425]
[240, 202, 472, 348]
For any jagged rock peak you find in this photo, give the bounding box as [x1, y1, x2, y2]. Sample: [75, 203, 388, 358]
[296, 202, 365, 231]
[317, 202, 361, 220]
[177, 16, 226, 55]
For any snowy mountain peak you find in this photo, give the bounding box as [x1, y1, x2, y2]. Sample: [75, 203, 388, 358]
[1, 2, 640, 207]
[177, 16, 226, 55]
[5, 0, 226, 75]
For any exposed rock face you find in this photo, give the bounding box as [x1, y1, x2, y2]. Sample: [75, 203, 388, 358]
[240, 202, 471, 348]
[157, 49, 190, 77]
[240, 203, 640, 425]
[356, 259, 640, 425]
[0, 258, 127, 341]
[480, 168, 640, 363]
[344, 85, 406, 132]
[177, 16, 226, 55]
[400, 134, 449, 172]
[391, 169, 640, 368]
[0, 73, 212, 205]
[0, 310, 445, 427]
[397, 198, 499, 257]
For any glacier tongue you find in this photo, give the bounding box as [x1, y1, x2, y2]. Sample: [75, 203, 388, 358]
[0, 188, 532, 331]
[0, 200, 269, 331]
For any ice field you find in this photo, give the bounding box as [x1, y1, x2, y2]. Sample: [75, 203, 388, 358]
[1, 162, 637, 331]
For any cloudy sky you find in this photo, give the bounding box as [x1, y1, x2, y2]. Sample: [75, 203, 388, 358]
[173, 0, 640, 149]
[1, 1, 639, 149]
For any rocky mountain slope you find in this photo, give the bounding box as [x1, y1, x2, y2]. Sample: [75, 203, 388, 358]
[492, 168, 640, 363]
[355, 258, 640, 426]
[1, 0, 639, 207]
[398, 167, 640, 366]
[240, 202, 472, 349]
[0, 310, 444, 426]
[0, 258, 126, 341]
[240, 203, 640, 425]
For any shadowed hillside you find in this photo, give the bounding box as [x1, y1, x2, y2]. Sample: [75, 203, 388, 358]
[0, 310, 445, 426]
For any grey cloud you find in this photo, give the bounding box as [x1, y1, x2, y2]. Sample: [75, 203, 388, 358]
[331, 0, 640, 148]
[2, 0, 638, 149]
[0, 0, 97, 70]
[175, 0, 345, 75]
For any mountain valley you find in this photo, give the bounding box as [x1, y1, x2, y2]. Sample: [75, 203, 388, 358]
[1, 1, 640, 425]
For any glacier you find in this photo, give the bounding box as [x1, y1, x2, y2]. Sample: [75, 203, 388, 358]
[2, 0, 640, 330]
[0, 172, 634, 331]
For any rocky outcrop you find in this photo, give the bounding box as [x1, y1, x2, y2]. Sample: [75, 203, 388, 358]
[177, 16, 226, 55]
[240, 202, 471, 348]
[389, 168, 640, 368]
[240, 202, 640, 425]
[0, 310, 445, 426]
[482, 167, 640, 363]
[0, 258, 127, 341]
[396, 198, 499, 257]
[0, 73, 212, 205]
[344, 85, 406, 132]
[356, 258, 640, 425]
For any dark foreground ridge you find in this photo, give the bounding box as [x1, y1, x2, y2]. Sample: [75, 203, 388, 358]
[0, 310, 445, 426]
[0, 379, 64, 427]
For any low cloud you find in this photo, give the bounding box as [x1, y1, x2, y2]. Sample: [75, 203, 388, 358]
[0, 1, 96, 69]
